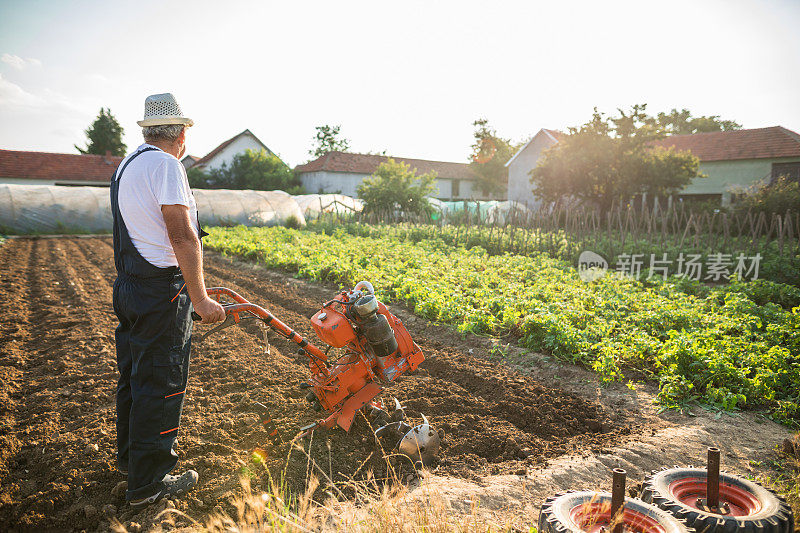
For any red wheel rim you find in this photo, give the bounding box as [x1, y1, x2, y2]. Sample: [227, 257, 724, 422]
[668, 478, 761, 517]
[569, 501, 667, 533]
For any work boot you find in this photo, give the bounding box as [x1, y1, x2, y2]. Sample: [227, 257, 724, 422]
[129, 470, 199, 508]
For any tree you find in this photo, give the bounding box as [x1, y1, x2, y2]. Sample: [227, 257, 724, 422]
[357, 158, 436, 216]
[655, 108, 741, 135]
[76, 108, 126, 156]
[530, 105, 703, 211]
[187, 149, 304, 193]
[309, 124, 350, 158]
[469, 118, 520, 196]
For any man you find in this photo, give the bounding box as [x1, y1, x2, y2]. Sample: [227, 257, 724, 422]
[112, 93, 225, 507]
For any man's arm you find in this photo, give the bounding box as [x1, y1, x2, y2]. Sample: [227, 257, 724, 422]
[161, 204, 225, 324]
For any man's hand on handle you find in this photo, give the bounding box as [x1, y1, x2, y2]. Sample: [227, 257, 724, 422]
[162, 204, 225, 325]
[193, 296, 225, 324]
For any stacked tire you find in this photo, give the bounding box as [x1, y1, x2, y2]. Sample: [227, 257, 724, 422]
[641, 467, 794, 533]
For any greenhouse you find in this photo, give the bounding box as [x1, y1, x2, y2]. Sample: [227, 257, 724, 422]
[0, 184, 307, 233]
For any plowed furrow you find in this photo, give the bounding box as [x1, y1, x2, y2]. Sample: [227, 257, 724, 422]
[70, 237, 117, 288]
[0, 239, 33, 487]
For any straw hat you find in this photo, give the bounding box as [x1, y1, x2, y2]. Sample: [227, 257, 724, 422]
[137, 93, 194, 127]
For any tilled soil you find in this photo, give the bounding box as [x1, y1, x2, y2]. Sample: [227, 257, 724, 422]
[0, 237, 639, 531]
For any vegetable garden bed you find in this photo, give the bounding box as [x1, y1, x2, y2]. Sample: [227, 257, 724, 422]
[206, 226, 800, 425]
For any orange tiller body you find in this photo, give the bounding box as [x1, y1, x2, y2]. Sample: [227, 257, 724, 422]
[202, 286, 424, 432]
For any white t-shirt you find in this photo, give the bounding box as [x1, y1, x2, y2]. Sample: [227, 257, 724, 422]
[115, 144, 199, 268]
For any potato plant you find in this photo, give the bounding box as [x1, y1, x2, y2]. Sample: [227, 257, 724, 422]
[206, 226, 800, 426]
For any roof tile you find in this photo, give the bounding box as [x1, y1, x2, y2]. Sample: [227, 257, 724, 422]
[0, 149, 123, 182]
[295, 151, 476, 180]
[651, 126, 800, 161]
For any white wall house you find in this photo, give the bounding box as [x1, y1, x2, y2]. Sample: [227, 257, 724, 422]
[295, 151, 489, 201]
[505, 128, 561, 207]
[184, 129, 278, 171]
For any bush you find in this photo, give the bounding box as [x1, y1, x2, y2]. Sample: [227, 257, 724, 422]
[735, 176, 800, 216]
[357, 158, 436, 216]
[284, 215, 302, 229]
[188, 149, 302, 192]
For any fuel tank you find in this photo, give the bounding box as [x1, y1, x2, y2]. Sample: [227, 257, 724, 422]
[310, 307, 357, 348]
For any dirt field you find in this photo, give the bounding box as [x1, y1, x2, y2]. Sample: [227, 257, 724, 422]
[0, 237, 791, 532]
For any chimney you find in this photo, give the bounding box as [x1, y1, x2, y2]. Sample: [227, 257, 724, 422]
[104, 150, 112, 164]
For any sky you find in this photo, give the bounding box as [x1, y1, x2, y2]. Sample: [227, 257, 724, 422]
[1, 0, 799, 168]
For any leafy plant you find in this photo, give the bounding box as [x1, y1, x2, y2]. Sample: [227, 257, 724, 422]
[357, 158, 436, 216]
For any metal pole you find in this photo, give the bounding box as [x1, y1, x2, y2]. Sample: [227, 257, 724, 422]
[611, 468, 626, 533]
[707, 447, 720, 509]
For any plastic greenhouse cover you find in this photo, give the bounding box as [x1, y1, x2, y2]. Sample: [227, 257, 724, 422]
[193, 189, 305, 227]
[0, 184, 113, 233]
[484, 201, 530, 224]
[292, 194, 363, 216]
[0, 184, 307, 234]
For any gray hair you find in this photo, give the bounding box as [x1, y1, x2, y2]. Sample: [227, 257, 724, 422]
[142, 124, 185, 143]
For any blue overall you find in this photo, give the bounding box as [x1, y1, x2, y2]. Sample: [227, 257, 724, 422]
[111, 147, 201, 500]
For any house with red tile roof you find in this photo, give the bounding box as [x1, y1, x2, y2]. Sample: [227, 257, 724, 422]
[0, 149, 123, 186]
[651, 127, 800, 205]
[294, 151, 491, 200]
[182, 129, 278, 171]
[506, 126, 800, 207]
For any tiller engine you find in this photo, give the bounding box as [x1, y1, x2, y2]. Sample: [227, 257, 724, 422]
[193, 281, 441, 466]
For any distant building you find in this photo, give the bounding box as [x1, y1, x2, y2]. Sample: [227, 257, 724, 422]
[180, 154, 200, 169]
[295, 151, 491, 200]
[506, 126, 800, 207]
[652, 126, 800, 205]
[505, 128, 562, 206]
[0, 149, 123, 186]
[183, 129, 278, 171]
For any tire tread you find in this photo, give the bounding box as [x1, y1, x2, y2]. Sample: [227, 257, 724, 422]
[640, 468, 793, 533]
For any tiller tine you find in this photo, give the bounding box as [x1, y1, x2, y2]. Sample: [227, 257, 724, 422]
[373, 399, 442, 467]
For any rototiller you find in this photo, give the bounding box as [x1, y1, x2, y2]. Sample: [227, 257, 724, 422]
[192, 281, 441, 466]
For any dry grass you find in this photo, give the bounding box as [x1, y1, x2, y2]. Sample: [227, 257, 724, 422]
[774, 433, 800, 522]
[111, 435, 528, 533]
[753, 432, 800, 528]
[108, 475, 522, 532]
[201, 475, 516, 532]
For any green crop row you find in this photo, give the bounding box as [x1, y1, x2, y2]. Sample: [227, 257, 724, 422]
[205, 226, 800, 426]
[306, 219, 800, 287]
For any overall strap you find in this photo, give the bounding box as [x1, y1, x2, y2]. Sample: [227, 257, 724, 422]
[114, 147, 160, 183]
